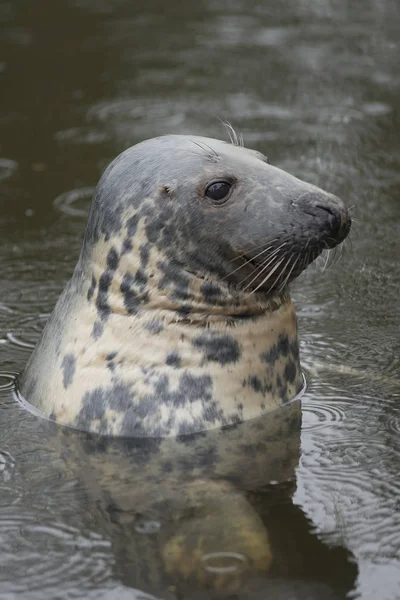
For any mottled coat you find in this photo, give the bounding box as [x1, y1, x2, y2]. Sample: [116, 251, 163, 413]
[19, 135, 350, 437]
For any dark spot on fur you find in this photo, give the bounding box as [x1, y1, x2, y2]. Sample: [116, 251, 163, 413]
[177, 304, 191, 316]
[158, 260, 190, 301]
[121, 238, 133, 255]
[290, 340, 300, 363]
[134, 268, 148, 290]
[95, 247, 120, 320]
[108, 383, 135, 412]
[77, 370, 216, 437]
[107, 247, 119, 270]
[200, 281, 222, 304]
[92, 321, 104, 340]
[61, 354, 76, 389]
[126, 214, 139, 237]
[249, 375, 262, 393]
[145, 319, 164, 335]
[120, 272, 148, 314]
[145, 214, 163, 243]
[193, 332, 241, 365]
[166, 351, 181, 368]
[143, 203, 174, 244]
[87, 274, 96, 301]
[106, 351, 118, 361]
[260, 334, 290, 365]
[140, 243, 150, 270]
[276, 374, 289, 403]
[247, 375, 273, 396]
[156, 372, 213, 406]
[284, 360, 297, 384]
[77, 387, 108, 427]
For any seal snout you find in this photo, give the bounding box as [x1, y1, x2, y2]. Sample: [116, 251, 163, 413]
[297, 191, 351, 248]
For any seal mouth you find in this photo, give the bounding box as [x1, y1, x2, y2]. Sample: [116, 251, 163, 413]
[238, 245, 321, 294]
[235, 216, 351, 295]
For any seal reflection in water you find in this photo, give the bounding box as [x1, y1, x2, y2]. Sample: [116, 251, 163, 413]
[19, 134, 350, 436]
[51, 406, 357, 598]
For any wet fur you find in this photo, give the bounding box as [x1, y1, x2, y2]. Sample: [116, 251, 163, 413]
[19, 134, 350, 437]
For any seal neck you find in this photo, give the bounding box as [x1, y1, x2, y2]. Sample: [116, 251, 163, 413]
[87, 241, 289, 325]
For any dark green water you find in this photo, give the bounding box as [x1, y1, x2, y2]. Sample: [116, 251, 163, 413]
[0, 1, 399, 598]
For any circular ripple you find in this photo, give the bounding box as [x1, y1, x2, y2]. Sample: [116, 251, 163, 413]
[0, 373, 17, 391]
[0, 158, 18, 181]
[0, 515, 111, 597]
[201, 551, 248, 574]
[6, 332, 35, 349]
[386, 413, 400, 435]
[53, 187, 95, 217]
[6, 314, 49, 351]
[301, 400, 346, 431]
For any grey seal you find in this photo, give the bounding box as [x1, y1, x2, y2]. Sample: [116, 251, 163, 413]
[18, 134, 351, 437]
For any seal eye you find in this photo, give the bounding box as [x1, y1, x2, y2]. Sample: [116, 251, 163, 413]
[205, 181, 232, 205]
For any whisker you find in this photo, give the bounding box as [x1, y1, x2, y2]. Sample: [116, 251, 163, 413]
[266, 255, 293, 296]
[250, 255, 287, 295]
[228, 237, 281, 265]
[191, 140, 219, 162]
[279, 254, 301, 293]
[322, 245, 331, 272]
[198, 141, 219, 159]
[224, 240, 285, 280]
[273, 253, 294, 294]
[219, 119, 241, 147]
[238, 247, 285, 288]
[240, 242, 288, 289]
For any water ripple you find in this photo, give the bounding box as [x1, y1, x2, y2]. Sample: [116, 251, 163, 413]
[0, 450, 15, 482]
[6, 332, 35, 350]
[0, 373, 17, 391]
[53, 187, 95, 218]
[0, 514, 112, 597]
[4, 314, 49, 353]
[301, 400, 346, 431]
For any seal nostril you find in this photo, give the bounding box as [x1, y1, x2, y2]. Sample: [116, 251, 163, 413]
[297, 192, 351, 247]
[315, 204, 336, 217]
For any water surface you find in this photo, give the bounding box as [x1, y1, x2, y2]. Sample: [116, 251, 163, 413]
[0, 0, 399, 598]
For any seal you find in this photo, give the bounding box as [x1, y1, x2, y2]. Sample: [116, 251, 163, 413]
[18, 134, 351, 437]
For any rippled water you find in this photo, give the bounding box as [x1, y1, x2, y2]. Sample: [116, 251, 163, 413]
[0, 0, 399, 598]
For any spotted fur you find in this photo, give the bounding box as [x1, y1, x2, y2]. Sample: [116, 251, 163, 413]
[19, 134, 350, 437]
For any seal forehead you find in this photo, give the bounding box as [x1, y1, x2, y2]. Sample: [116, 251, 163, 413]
[190, 135, 268, 165]
[103, 134, 267, 188]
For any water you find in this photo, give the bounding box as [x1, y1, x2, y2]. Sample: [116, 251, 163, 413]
[1, 0, 399, 597]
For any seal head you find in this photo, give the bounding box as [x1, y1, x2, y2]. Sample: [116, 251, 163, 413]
[19, 135, 351, 437]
